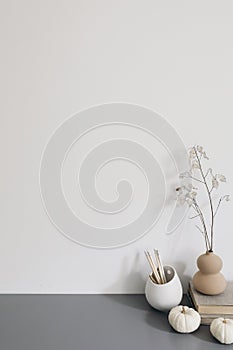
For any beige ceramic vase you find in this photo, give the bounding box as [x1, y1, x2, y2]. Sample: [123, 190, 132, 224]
[192, 251, 226, 295]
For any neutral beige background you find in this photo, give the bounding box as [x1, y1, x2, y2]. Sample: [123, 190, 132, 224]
[1, 0, 233, 293]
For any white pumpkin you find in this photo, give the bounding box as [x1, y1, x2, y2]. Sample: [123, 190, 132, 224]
[210, 318, 233, 344]
[168, 305, 201, 333]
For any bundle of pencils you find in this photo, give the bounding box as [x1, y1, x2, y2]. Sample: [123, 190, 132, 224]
[144, 250, 167, 284]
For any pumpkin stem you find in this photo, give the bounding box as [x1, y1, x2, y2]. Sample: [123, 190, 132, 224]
[223, 319, 227, 324]
[181, 306, 186, 314]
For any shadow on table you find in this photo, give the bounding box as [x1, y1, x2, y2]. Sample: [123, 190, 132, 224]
[190, 327, 219, 345]
[145, 303, 218, 345]
[106, 294, 218, 344]
[145, 308, 218, 345]
[145, 308, 174, 333]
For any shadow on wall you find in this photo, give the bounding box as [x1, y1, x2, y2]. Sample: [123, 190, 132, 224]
[172, 261, 191, 293]
[104, 253, 192, 294]
[104, 252, 146, 294]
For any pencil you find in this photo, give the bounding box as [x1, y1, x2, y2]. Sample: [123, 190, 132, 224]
[144, 250, 161, 284]
[154, 249, 166, 284]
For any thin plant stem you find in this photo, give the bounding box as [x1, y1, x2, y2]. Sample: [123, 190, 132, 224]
[205, 168, 212, 179]
[189, 213, 200, 219]
[195, 225, 210, 251]
[194, 147, 214, 251]
[213, 196, 228, 217]
[191, 201, 211, 251]
[190, 176, 204, 183]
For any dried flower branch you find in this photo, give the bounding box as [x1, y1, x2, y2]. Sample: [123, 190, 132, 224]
[176, 145, 229, 252]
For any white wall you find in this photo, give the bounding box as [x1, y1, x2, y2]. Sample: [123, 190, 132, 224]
[1, 0, 233, 293]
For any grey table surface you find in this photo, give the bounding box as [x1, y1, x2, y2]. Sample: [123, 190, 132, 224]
[0, 294, 231, 350]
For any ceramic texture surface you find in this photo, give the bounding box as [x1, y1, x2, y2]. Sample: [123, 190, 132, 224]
[193, 252, 226, 295]
[145, 265, 183, 312]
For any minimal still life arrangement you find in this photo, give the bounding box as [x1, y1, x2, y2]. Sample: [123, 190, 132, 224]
[143, 145, 233, 345]
[176, 145, 229, 295]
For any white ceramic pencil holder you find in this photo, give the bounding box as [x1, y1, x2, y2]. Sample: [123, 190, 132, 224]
[145, 265, 183, 312]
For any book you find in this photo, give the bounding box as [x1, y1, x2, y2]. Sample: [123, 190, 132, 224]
[200, 314, 233, 325]
[188, 281, 233, 314]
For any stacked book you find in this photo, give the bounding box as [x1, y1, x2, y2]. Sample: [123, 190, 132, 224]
[188, 281, 233, 325]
